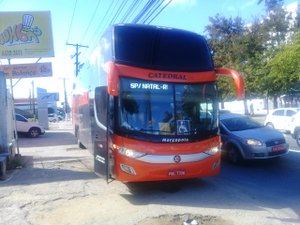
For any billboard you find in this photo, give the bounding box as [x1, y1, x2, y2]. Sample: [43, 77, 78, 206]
[0, 62, 52, 78]
[0, 11, 54, 59]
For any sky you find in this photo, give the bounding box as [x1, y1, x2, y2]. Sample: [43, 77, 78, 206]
[0, 0, 297, 104]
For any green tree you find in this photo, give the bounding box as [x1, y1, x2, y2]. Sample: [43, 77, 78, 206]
[266, 32, 300, 97]
[205, 15, 245, 104]
[240, 18, 267, 98]
[205, 0, 296, 111]
[205, 14, 266, 113]
[258, 0, 294, 108]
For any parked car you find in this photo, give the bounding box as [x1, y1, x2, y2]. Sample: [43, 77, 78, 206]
[57, 108, 66, 121]
[15, 113, 45, 138]
[220, 113, 289, 164]
[288, 111, 300, 147]
[48, 108, 65, 122]
[264, 108, 299, 132]
[15, 108, 34, 119]
[48, 113, 58, 122]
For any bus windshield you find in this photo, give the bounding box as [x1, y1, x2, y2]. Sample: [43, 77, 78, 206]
[117, 77, 218, 141]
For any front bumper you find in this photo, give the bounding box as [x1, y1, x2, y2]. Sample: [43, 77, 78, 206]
[243, 143, 289, 160]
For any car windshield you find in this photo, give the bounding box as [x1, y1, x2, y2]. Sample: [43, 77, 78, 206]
[118, 77, 218, 139]
[221, 116, 264, 132]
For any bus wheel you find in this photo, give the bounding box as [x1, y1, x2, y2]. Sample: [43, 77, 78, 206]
[227, 146, 242, 164]
[0, 158, 7, 180]
[78, 140, 86, 149]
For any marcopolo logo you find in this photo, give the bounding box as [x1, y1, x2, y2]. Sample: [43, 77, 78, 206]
[0, 14, 43, 46]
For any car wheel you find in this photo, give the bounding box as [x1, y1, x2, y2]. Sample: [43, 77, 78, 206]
[266, 122, 274, 128]
[28, 128, 40, 138]
[227, 146, 242, 164]
[295, 130, 300, 147]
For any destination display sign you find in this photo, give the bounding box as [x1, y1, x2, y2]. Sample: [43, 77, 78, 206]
[130, 82, 169, 90]
[0, 62, 52, 78]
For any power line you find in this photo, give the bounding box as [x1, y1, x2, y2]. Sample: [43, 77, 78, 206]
[70, 0, 173, 61]
[140, 0, 163, 24]
[120, 0, 142, 23]
[109, 0, 129, 25]
[132, 0, 156, 24]
[146, 0, 173, 24]
[79, 0, 102, 44]
[86, 0, 116, 47]
[66, 0, 78, 43]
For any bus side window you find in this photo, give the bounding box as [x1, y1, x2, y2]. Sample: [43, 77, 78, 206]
[95, 86, 108, 126]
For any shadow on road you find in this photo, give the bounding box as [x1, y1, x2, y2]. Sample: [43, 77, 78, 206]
[1, 125, 97, 186]
[1, 154, 97, 186]
[17, 130, 77, 148]
[121, 151, 300, 225]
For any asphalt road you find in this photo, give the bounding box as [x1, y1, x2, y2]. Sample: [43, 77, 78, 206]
[285, 134, 300, 150]
[0, 121, 299, 225]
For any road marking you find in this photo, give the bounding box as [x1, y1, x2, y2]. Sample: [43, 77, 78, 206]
[289, 149, 300, 152]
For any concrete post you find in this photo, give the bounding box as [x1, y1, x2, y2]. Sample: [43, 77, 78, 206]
[0, 71, 8, 154]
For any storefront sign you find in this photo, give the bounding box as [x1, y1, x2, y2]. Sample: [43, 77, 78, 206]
[0, 62, 52, 78]
[0, 11, 54, 59]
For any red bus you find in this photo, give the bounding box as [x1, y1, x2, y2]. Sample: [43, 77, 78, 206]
[72, 24, 244, 182]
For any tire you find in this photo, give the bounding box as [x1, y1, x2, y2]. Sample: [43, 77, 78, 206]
[227, 145, 242, 164]
[78, 140, 86, 149]
[0, 159, 7, 180]
[28, 127, 40, 138]
[295, 130, 300, 147]
[266, 122, 274, 128]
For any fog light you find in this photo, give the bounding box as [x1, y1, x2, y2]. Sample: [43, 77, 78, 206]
[120, 164, 136, 175]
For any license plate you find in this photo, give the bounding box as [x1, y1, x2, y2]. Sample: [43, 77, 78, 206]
[168, 169, 186, 176]
[272, 145, 285, 151]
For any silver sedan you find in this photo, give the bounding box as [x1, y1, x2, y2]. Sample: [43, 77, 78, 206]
[220, 113, 289, 164]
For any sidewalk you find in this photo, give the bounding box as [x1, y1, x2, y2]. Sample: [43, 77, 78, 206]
[0, 120, 99, 225]
[48, 120, 73, 130]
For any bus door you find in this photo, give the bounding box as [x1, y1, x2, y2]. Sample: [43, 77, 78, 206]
[94, 86, 112, 182]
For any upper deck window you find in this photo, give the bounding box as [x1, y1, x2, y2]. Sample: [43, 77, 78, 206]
[114, 25, 214, 72]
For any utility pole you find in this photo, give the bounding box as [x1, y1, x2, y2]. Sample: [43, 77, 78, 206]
[66, 43, 88, 76]
[62, 78, 70, 114]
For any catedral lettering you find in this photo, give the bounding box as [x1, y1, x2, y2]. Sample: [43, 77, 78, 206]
[0, 23, 42, 46]
[148, 72, 187, 80]
[72, 24, 244, 183]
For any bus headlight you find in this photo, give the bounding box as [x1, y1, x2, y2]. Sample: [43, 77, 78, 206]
[204, 146, 220, 155]
[118, 147, 147, 159]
